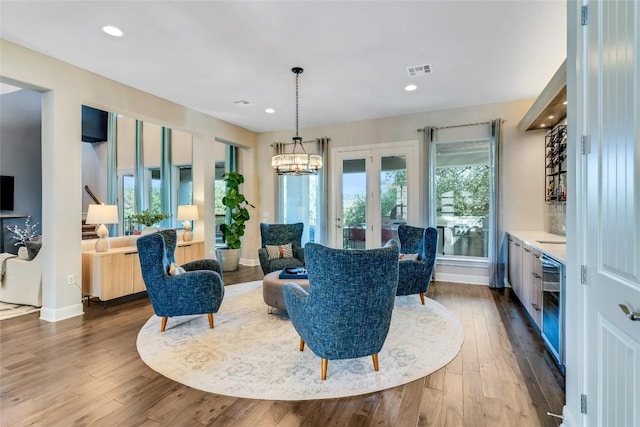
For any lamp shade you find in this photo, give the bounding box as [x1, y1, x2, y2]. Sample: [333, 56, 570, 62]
[85, 204, 119, 225]
[177, 205, 199, 221]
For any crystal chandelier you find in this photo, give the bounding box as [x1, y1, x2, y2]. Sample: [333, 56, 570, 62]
[272, 67, 323, 175]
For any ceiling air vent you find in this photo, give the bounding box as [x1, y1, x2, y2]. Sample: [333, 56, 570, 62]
[233, 99, 254, 106]
[406, 63, 432, 77]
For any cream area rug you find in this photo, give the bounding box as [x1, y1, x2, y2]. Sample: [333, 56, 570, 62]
[136, 281, 464, 401]
[0, 301, 40, 321]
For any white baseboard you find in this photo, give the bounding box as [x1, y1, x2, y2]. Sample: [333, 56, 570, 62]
[240, 257, 260, 267]
[434, 272, 489, 286]
[559, 405, 575, 427]
[39, 303, 84, 322]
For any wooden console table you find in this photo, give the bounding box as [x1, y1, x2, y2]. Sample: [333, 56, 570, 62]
[82, 240, 204, 301]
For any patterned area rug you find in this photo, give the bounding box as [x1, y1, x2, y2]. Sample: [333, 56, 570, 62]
[136, 280, 464, 401]
[0, 301, 40, 320]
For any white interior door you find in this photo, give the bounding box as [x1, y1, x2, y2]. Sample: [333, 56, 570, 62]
[584, 1, 640, 425]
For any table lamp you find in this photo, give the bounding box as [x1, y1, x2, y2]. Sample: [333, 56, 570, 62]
[177, 205, 199, 242]
[85, 204, 119, 252]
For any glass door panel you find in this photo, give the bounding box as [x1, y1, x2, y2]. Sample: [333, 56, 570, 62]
[340, 157, 367, 249]
[380, 155, 407, 244]
[332, 141, 419, 249]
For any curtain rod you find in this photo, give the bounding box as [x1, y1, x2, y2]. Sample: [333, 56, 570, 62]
[417, 121, 491, 132]
[270, 138, 327, 147]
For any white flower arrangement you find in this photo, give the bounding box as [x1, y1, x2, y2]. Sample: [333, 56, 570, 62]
[6, 216, 39, 247]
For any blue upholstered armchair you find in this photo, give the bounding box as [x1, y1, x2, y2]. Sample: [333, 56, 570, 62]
[258, 223, 305, 275]
[137, 232, 225, 332]
[283, 242, 399, 380]
[394, 225, 438, 305]
[156, 229, 223, 279]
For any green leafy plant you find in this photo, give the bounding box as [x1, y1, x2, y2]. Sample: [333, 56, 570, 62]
[219, 172, 254, 250]
[127, 209, 170, 227]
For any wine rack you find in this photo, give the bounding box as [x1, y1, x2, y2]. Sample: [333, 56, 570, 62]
[545, 125, 567, 202]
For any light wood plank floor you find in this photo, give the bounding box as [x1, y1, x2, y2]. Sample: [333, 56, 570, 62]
[0, 266, 565, 426]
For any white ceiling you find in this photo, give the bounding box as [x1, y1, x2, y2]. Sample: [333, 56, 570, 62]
[0, 1, 566, 133]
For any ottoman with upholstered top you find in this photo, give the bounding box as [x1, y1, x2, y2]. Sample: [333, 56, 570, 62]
[262, 269, 309, 312]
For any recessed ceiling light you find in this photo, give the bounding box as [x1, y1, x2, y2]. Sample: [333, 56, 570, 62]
[563, 101, 568, 105]
[404, 84, 417, 92]
[102, 25, 123, 37]
[265, 108, 275, 114]
[548, 115, 555, 119]
[540, 124, 547, 128]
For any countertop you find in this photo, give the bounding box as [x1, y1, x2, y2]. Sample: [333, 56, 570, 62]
[508, 231, 566, 263]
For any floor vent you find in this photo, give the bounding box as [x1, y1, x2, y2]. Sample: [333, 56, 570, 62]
[406, 63, 433, 77]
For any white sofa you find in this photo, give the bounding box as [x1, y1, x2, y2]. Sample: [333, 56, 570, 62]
[0, 233, 187, 307]
[1, 252, 42, 306]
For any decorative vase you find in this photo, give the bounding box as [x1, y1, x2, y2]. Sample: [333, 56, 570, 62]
[216, 248, 241, 272]
[17, 246, 29, 260]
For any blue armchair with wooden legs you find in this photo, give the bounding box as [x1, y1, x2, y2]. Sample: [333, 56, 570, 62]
[394, 225, 438, 305]
[283, 242, 399, 380]
[258, 223, 305, 275]
[156, 229, 224, 279]
[137, 232, 225, 332]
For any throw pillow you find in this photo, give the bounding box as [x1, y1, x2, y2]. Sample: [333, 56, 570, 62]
[266, 243, 294, 260]
[25, 241, 42, 260]
[168, 262, 186, 276]
[399, 253, 419, 261]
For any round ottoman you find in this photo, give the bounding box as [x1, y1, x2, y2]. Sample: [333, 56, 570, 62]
[262, 270, 310, 312]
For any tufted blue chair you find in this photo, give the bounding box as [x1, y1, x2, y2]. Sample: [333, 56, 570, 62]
[394, 225, 438, 305]
[156, 229, 223, 280]
[283, 242, 399, 380]
[258, 223, 305, 275]
[137, 232, 225, 332]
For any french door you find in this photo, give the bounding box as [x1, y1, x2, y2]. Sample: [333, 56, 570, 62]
[331, 141, 419, 249]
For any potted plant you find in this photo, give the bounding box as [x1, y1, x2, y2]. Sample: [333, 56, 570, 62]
[127, 209, 170, 234]
[217, 172, 254, 271]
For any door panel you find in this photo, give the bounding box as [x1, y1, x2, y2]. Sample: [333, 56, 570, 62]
[585, 2, 640, 425]
[380, 155, 407, 244]
[336, 153, 369, 249]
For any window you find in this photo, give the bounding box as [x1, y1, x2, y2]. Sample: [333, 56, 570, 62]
[214, 161, 226, 244]
[278, 174, 319, 245]
[430, 139, 493, 258]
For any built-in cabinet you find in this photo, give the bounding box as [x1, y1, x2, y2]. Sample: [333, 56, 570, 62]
[82, 240, 204, 301]
[507, 231, 566, 372]
[508, 236, 543, 329]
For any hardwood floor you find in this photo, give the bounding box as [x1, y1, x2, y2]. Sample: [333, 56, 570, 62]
[0, 266, 565, 426]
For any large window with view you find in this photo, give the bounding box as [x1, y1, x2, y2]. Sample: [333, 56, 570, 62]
[277, 174, 319, 245]
[430, 139, 493, 259]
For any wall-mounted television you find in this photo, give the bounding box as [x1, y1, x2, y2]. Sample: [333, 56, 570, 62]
[82, 105, 108, 143]
[0, 175, 15, 211]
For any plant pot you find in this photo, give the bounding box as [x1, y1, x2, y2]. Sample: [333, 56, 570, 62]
[17, 246, 29, 260]
[141, 226, 162, 235]
[216, 248, 241, 272]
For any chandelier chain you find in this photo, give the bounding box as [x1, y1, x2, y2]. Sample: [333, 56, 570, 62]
[295, 71, 299, 138]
